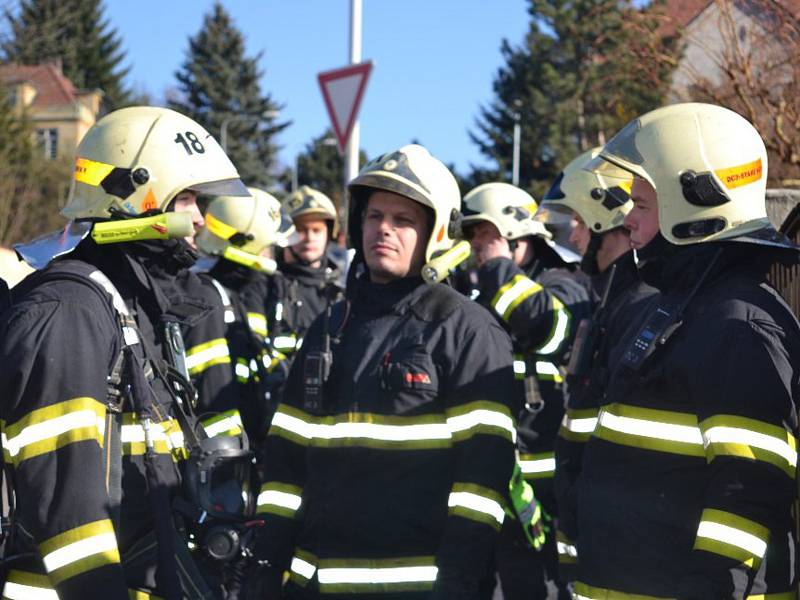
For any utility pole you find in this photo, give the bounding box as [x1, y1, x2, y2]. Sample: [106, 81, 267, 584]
[511, 99, 522, 187]
[342, 0, 362, 234]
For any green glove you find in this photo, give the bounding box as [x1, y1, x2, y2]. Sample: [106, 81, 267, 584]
[508, 461, 548, 550]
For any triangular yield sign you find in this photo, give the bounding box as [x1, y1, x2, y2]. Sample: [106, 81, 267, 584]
[317, 61, 373, 154]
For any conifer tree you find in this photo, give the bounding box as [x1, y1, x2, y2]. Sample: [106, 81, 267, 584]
[470, 0, 676, 196]
[292, 129, 366, 212]
[169, 2, 287, 188]
[3, 0, 131, 109]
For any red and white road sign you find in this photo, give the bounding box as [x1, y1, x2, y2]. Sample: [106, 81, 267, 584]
[317, 61, 373, 154]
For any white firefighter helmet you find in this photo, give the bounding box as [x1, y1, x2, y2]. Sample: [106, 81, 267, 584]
[347, 144, 461, 262]
[62, 106, 248, 220]
[538, 147, 633, 233]
[462, 182, 552, 241]
[282, 185, 339, 237]
[196, 187, 295, 257]
[585, 102, 790, 247]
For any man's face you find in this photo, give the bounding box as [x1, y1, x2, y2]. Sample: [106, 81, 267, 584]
[362, 190, 429, 284]
[172, 190, 204, 249]
[467, 220, 512, 267]
[624, 178, 660, 250]
[291, 215, 329, 265]
[569, 211, 591, 256]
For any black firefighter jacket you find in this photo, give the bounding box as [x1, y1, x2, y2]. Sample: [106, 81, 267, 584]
[0, 240, 216, 600]
[575, 243, 800, 600]
[184, 258, 284, 445]
[552, 251, 656, 574]
[255, 275, 516, 599]
[475, 254, 592, 512]
[265, 258, 342, 362]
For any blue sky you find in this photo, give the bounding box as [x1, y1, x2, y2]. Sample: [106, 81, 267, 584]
[106, 1, 530, 176]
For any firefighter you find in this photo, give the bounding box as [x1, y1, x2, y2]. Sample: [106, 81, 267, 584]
[191, 187, 295, 445]
[266, 185, 343, 363]
[0, 106, 249, 599]
[575, 102, 800, 599]
[460, 182, 592, 600]
[251, 144, 516, 599]
[537, 148, 657, 580]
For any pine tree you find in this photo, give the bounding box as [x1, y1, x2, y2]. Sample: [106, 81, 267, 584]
[3, 0, 132, 109]
[0, 87, 71, 245]
[292, 129, 367, 213]
[470, 0, 676, 197]
[169, 2, 287, 188]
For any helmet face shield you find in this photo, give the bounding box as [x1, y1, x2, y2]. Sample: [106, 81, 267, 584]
[188, 178, 250, 199]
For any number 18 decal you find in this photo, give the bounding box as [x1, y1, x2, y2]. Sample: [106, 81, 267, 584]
[174, 131, 206, 155]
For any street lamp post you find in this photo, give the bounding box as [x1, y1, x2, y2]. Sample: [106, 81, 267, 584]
[511, 99, 522, 187]
[220, 110, 280, 153]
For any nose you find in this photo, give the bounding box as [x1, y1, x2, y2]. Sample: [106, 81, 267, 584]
[623, 211, 636, 232]
[568, 226, 580, 246]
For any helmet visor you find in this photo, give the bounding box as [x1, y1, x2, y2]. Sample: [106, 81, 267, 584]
[276, 212, 296, 247]
[187, 178, 250, 198]
[584, 118, 653, 185]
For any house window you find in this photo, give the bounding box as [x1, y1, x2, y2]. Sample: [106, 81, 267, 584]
[36, 128, 58, 159]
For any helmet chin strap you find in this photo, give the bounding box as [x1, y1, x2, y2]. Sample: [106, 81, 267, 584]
[580, 232, 603, 275]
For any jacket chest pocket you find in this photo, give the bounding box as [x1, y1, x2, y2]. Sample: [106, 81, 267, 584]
[379, 347, 441, 411]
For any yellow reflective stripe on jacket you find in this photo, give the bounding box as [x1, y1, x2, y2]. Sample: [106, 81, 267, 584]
[700, 414, 798, 479]
[272, 334, 298, 352]
[556, 530, 578, 564]
[201, 409, 243, 438]
[2, 570, 164, 600]
[535, 296, 572, 355]
[559, 407, 599, 442]
[535, 360, 563, 382]
[573, 581, 670, 599]
[694, 508, 769, 567]
[512, 355, 564, 383]
[4, 397, 106, 465]
[269, 405, 452, 449]
[185, 338, 230, 375]
[39, 519, 120, 585]
[491, 275, 543, 322]
[247, 312, 268, 338]
[519, 451, 555, 479]
[513, 354, 526, 381]
[2, 570, 58, 600]
[289, 548, 318, 586]
[445, 400, 516, 444]
[316, 555, 438, 594]
[235, 358, 250, 383]
[594, 403, 705, 457]
[128, 589, 164, 600]
[257, 482, 303, 518]
[120, 413, 185, 460]
[448, 482, 506, 530]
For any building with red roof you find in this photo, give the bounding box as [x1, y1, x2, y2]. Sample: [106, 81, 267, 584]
[0, 60, 102, 160]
